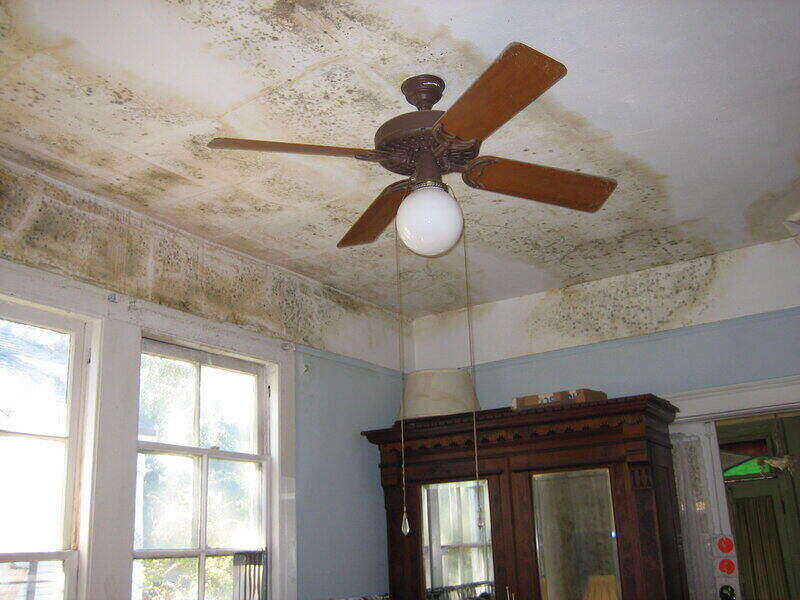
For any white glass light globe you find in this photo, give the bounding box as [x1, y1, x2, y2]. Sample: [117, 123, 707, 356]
[396, 183, 463, 257]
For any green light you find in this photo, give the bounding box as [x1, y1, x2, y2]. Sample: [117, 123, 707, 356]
[723, 456, 772, 478]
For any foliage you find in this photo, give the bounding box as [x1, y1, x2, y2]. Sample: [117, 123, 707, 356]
[136, 356, 259, 599]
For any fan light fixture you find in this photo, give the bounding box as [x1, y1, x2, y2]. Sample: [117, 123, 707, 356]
[396, 182, 463, 257]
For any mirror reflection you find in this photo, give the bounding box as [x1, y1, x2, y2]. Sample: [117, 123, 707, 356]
[531, 468, 622, 600]
[421, 480, 495, 600]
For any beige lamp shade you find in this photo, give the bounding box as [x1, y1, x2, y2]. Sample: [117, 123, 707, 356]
[398, 369, 480, 420]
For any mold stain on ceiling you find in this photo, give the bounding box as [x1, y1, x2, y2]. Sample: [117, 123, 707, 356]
[0, 0, 798, 317]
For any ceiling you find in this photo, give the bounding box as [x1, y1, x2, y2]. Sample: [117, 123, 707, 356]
[1, 0, 798, 316]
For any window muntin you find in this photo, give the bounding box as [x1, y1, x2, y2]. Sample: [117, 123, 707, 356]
[421, 480, 494, 596]
[0, 305, 86, 600]
[0, 560, 66, 599]
[133, 340, 267, 600]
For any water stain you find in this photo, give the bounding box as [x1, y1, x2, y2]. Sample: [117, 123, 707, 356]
[526, 254, 718, 341]
[0, 159, 393, 353]
[745, 169, 800, 241]
[0, 0, 787, 322]
[0, 164, 38, 233]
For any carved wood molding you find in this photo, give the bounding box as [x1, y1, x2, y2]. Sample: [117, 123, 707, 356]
[630, 464, 654, 489]
[364, 394, 677, 448]
[379, 413, 645, 456]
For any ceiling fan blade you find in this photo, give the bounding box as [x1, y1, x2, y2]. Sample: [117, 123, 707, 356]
[337, 180, 411, 248]
[207, 137, 390, 162]
[434, 42, 566, 145]
[463, 156, 616, 212]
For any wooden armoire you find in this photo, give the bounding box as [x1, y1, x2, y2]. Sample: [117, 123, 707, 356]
[363, 394, 688, 600]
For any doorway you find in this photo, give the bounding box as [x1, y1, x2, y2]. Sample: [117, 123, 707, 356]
[716, 414, 800, 599]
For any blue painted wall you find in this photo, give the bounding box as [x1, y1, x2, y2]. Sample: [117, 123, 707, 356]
[293, 307, 800, 598]
[472, 307, 800, 408]
[295, 346, 401, 600]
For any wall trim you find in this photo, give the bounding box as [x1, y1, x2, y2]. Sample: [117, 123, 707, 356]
[296, 344, 402, 378]
[665, 375, 800, 422]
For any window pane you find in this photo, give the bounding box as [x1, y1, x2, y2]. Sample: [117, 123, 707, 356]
[200, 366, 257, 453]
[0, 318, 70, 437]
[0, 437, 65, 552]
[421, 480, 494, 596]
[132, 558, 197, 600]
[204, 555, 234, 600]
[207, 460, 262, 549]
[0, 560, 65, 600]
[139, 354, 196, 446]
[135, 453, 197, 549]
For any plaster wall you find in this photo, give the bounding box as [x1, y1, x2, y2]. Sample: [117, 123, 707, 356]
[413, 238, 800, 369]
[294, 346, 401, 600]
[0, 158, 408, 369]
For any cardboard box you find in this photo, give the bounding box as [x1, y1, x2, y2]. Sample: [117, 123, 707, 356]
[512, 388, 608, 409]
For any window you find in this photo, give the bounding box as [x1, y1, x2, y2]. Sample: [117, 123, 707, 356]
[421, 480, 494, 599]
[0, 300, 86, 600]
[133, 340, 268, 600]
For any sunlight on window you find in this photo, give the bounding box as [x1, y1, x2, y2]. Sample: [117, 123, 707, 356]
[0, 437, 66, 553]
[132, 558, 197, 600]
[200, 366, 257, 453]
[134, 344, 265, 600]
[134, 453, 197, 550]
[203, 556, 235, 600]
[138, 354, 196, 446]
[207, 460, 262, 549]
[0, 318, 70, 437]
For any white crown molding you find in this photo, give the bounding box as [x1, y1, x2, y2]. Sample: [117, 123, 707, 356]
[665, 375, 800, 422]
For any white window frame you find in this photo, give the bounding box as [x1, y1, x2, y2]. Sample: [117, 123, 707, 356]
[133, 338, 270, 598]
[0, 298, 89, 600]
[0, 258, 297, 600]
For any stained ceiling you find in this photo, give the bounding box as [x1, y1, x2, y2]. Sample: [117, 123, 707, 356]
[1, 0, 798, 316]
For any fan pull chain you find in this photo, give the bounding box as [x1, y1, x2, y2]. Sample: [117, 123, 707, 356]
[462, 228, 486, 535]
[394, 225, 410, 536]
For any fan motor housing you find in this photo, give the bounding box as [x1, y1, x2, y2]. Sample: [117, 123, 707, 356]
[374, 110, 481, 177]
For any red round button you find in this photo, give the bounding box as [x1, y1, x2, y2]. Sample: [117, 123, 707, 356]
[718, 558, 736, 575]
[717, 537, 734, 553]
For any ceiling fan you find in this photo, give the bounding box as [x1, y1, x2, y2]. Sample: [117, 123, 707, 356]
[208, 42, 617, 255]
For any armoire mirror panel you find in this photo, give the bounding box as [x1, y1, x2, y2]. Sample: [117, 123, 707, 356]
[421, 480, 495, 599]
[531, 468, 622, 600]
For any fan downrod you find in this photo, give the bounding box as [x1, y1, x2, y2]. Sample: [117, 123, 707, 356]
[401, 74, 445, 110]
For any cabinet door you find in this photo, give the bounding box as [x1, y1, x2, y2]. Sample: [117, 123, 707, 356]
[511, 467, 623, 600]
[415, 474, 512, 600]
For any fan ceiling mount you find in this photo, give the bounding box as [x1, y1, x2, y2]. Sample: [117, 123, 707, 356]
[208, 43, 617, 249]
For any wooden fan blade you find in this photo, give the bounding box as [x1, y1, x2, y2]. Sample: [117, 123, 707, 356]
[337, 180, 411, 248]
[207, 137, 390, 162]
[463, 157, 616, 212]
[435, 42, 566, 145]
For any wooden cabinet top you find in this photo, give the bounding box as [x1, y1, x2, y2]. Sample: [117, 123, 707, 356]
[362, 393, 677, 447]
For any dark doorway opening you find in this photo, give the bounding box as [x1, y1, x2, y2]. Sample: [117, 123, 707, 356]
[717, 415, 800, 599]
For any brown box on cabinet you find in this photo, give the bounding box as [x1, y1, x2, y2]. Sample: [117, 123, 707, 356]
[511, 388, 607, 409]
